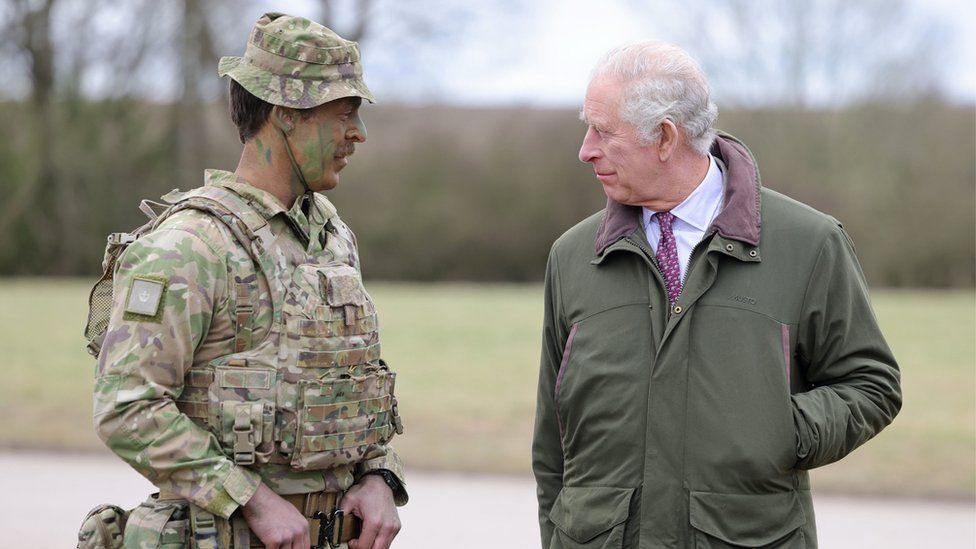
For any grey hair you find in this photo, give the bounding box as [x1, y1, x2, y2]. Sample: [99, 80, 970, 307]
[590, 41, 718, 155]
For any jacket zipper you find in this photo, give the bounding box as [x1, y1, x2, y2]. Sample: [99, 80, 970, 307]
[627, 233, 711, 305]
[679, 234, 713, 296]
[625, 237, 658, 270]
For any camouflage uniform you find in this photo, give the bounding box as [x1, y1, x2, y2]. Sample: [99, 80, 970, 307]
[92, 13, 404, 548]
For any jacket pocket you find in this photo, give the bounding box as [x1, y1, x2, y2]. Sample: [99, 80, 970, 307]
[549, 486, 634, 549]
[123, 496, 188, 548]
[689, 490, 806, 548]
[685, 305, 797, 491]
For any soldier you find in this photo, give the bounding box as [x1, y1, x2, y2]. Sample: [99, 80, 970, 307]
[91, 13, 406, 549]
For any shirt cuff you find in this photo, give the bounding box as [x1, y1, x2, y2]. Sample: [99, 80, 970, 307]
[356, 450, 408, 506]
[206, 465, 262, 519]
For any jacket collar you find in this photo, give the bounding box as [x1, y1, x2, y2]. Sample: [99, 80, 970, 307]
[594, 132, 762, 256]
[204, 169, 288, 219]
[204, 169, 338, 238]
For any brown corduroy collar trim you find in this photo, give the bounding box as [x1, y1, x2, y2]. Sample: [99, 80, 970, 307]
[593, 132, 762, 255]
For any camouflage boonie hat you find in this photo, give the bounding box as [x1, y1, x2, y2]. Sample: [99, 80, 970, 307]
[218, 12, 374, 108]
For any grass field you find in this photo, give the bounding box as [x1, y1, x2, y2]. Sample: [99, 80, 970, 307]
[1, 279, 972, 498]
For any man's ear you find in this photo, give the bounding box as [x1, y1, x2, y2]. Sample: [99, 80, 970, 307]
[657, 119, 679, 162]
[271, 106, 295, 134]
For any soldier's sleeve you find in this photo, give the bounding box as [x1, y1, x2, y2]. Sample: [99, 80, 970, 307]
[355, 448, 408, 506]
[93, 217, 261, 519]
[532, 248, 567, 548]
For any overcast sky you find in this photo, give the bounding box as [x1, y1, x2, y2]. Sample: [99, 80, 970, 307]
[428, 0, 976, 107]
[7, 0, 974, 107]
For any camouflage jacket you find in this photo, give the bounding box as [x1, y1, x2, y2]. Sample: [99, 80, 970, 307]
[94, 169, 405, 519]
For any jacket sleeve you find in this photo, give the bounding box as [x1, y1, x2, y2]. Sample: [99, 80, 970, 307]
[93, 223, 261, 519]
[791, 223, 902, 470]
[355, 447, 409, 506]
[532, 249, 568, 548]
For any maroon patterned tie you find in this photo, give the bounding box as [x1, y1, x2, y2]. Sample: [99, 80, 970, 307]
[655, 211, 682, 304]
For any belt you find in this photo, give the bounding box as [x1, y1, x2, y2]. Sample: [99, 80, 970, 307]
[158, 489, 360, 548]
[281, 492, 361, 548]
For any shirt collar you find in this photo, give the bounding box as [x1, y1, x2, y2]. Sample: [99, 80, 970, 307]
[595, 133, 762, 255]
[203, 169, 337, 231]
[204, 169, 288, 218]
[641, 154, 725, 231]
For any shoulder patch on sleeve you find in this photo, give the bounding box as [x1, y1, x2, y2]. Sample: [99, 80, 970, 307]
[123, 275, 167, 321]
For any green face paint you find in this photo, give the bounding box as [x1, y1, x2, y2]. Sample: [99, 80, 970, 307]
[254, 138, 271, 165]
[282, 99, 365, 199]
[298, 118, 338, 185]
[278, 126, 310, 200]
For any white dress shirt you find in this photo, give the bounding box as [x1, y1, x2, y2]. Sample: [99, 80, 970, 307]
[643, 155, 725, 281]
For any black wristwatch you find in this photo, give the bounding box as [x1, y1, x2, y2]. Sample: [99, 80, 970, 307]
[363, 469, 401, 494]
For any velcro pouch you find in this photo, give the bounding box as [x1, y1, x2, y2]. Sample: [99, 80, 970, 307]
[77, 504, 129, 549]
[210, 364, 277, 465]
[322, 265, 368, 306]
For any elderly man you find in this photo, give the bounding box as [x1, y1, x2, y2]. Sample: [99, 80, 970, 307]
[532, 41, 901, 548]
[87, 13, 405, 549]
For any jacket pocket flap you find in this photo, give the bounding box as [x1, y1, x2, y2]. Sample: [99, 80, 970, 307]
[549, 486, 634, 543]
[690, 490, 806, 546]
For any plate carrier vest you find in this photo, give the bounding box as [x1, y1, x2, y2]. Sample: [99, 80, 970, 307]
[85, 185, 402, 471]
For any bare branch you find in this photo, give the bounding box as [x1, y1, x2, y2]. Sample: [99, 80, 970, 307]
[347, 0, 373, 43]
[648, 0, 946, 109]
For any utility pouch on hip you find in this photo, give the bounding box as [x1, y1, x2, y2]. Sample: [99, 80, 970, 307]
[124, 494, 193, 548]
[76, 504, 129, 549]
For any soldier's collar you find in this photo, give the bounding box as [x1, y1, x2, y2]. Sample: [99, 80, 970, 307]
[204, 169, 337, 228]
[291, 191, 337, 227]
[205, 169, 292, 220]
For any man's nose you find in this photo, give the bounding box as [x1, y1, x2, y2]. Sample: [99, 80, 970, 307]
[579, 126, 600, 163]
[348, 114, 367, 143]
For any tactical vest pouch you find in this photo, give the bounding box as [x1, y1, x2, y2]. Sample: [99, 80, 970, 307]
[210, 365, 277, 465]
[77, 504, 128, 549]
[278, 259, 398, 471]
[287, 263, 382, 371]
[291, 368, 398, 471]
[123, 495, 189, 548]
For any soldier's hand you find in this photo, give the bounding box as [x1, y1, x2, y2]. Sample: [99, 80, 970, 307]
[342, 474, 401, 549]
[242, 482, 311, 549]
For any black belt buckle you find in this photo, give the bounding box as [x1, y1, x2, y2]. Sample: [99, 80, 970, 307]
[312, 509, 345, 549]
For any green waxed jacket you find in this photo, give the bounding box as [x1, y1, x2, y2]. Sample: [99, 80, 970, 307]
[532, 133, 901, 549]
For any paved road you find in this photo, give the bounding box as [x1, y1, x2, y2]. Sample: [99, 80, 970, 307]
[2, 451, 972, 548]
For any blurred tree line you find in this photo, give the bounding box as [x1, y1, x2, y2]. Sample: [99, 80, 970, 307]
[1, 98, 971, 286]
[0, 0, 972, 286]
